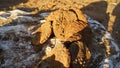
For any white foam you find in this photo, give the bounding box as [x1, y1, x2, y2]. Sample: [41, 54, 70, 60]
[8, 9, 31, 16]
[39, 12, 50, 17]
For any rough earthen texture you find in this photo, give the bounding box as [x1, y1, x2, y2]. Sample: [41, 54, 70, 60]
[32, 21, 52, 45]
[30, 1, 91, 67]
[36, 42, 70, 68]
[32, 7, 88, 45]
[51, 8, 88, 42]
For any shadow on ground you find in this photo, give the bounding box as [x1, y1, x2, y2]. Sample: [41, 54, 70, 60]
[0, 0, 28, 11]
[112, 3, 120, 45]
[37, 55, 66, 68]
[81, 1, 110, 29]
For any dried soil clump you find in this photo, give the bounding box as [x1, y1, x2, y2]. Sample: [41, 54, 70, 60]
[31, 3, 91, 68]
[32, 7, 88, 45]
[32, 6, 91, 68]
[51, 8, 88, 42]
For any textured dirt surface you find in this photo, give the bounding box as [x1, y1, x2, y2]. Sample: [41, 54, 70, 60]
[36, 39, 70, 68]
[0, 0, 120, 68]
[51, 8, 87, 42]
[32, 21, 52, 45]
[31, 5, 91, 67]
[32, 7, 88, 45]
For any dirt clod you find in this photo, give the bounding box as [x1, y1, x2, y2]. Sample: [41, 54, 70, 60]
[32, 7, 88, 45]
